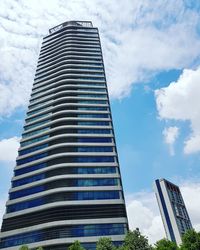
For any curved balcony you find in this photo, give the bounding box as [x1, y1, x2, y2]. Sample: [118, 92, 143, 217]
[37, 55, 102, 72]
[34, 64, 103, 82]
[38, 51, 102, 67]
[39, 45, 101, 62]
[32, 80, 105, 97]
[34, 69, 104, 86]
[36, 59, 103, 75]
[40, 39, 100, 55]
[29, 89, 107, 107]
[42, 33, 99, 50]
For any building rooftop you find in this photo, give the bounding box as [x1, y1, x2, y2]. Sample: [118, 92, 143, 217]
[49, 20, 93, 34]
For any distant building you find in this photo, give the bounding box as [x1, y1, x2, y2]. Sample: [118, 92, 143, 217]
[154, 178, 192, 245]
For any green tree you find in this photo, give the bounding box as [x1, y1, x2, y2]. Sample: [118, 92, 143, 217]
[68, 240, 85, 250]
[19, 246, 29, 250]
[36, 247, 44, 250]
[122, 228, 152, 250]
[180, 229, 200, 250]
[19, 245, 29, 250]
[96, 237, 116, 250]
[153, 238, 178, 250]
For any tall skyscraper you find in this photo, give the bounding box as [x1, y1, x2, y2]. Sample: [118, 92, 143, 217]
[0, 21, 128, 250]
[154, 178, 192, 245]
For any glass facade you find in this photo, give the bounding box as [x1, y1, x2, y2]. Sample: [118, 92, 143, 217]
[0, 21, 128, 250]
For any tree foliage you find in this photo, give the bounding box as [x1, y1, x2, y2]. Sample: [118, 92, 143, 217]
[68, 240, 85, 250]
[96, 237, 116, 250]
[180, 229, 200, 250]
[19, 246, 29, 250]
[122, 229, 152, 250]
[153, 238, 178, 250]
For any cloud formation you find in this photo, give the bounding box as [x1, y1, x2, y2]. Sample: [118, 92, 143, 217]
[163, 126, 179, 155]
[0, 137, 20, 162]
[155, 67, 200, 154]
[127, 180, 200, 244]
[1, 0, 200, 116]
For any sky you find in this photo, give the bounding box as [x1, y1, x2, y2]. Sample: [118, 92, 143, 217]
[0, 0, 200, 244]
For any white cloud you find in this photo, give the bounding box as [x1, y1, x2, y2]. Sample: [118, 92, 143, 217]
[0, 137, 20, 162]
[126, 180, 200, 244]
[0, 0, 200, 115]
[163, 126, 179, 155]
[155, 67, 200, 154]
[0, 198, 6, 229]
[126, 191, 165, 244]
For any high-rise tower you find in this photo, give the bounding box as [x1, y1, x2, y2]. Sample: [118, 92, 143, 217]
[154, 179, 192, 245]
[0, 21, 128, 250]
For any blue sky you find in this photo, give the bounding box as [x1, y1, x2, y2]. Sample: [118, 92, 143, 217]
[1, 0, 200, 243]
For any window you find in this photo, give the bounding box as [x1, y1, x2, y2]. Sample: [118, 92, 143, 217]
[78, 138, 112, 143]
[27, 107, 52, 116]
[0, 223, 127, 248]
[26, 113, 51, 123]
[12, 167, 117, 188]
[14, 162, 47, 176]
[77, 107, 107, 111]
[12, 173, 45, 188]
[22, 127, 49, 138]
[77, 94, 107, 98]
[19, 143, 48, 156]
[77, 129, 111, 134]
[77, 167, 117, 174]
[78, 121, 110, 126]
[77, 146, 113, 152]
[77, 87, 106, 92]
[78, 100, 107, 104]
[76, 156, 115, 163]
[10, 178, 119, 199]
[24, 120, 51, 131]
[10, 185, 45, 199]
[20, 135, 49, 147]
[7, 191, 121, 213]
[16, 152, 48, 166]
[77, 113, 109, 118]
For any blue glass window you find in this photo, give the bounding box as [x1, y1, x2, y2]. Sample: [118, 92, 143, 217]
[77, 94, 107, 98]
[20, 135, 49, 147]
[77, 114, 109, 118]
[77, 129, 111, 134]
[14, 162, 47, 176]
[29, 100, 50, 110]
[78, 138, 112, 143]
[26, 112, 51, 123]
[10, 185, 45, 199]
[78, 121, 110, 126]
[77, 107, 108, 111]
[10, 178, 118, 199]
[0, 223, 126, 248]
[19, 143, 48, 156]
[76, 178, 118, 187]
[24, 120, 50, 131]
[7, 191, 120, 213]
[12, 167, 117, 188]
[27, 106, 51, 116]
[77, 167, 116, 174]
[12, 173, 45, 188]
[77, 146, 113, 152]
[16, 152, 48, 166]
[77, 88, 106, 93]
[78, 100, 107, 104]
[76, 156, 115, 163]
[22, 127, 49, 138]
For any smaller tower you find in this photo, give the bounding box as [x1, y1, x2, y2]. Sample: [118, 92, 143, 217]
[154, 178, 192, 245]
